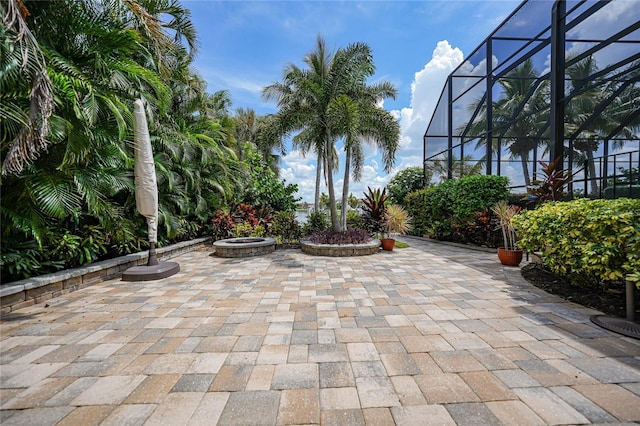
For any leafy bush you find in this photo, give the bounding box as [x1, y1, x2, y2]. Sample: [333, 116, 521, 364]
[513, 198, 640, 287]
[232, 222, 265, 237]
[451, 210, 502, 247]
[346, 210, 364, 230]
[0, 240, 64, 282]
[232, 204, 259, 226]
[303, 211, 330, 236]
[405, 175, 509, 242]
[307, 228, 372, 245]
[239, 145, 300, 212]
[362, 187, 387, 237]
[210, 211, 235, 241]
[51, 225, 109, 268]
[272, 211, 302, 243]
[404, 187, 434, 237]
[387, 166, 429, 205]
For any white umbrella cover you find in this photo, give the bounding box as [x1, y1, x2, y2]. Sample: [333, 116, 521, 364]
[133, 99, 158, 244]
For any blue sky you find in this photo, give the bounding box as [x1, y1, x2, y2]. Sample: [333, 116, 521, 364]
[183, 0, 523, 202]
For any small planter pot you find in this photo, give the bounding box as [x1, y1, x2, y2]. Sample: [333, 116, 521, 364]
[381, 238, 396, 251]
[497, 247, 523, 266]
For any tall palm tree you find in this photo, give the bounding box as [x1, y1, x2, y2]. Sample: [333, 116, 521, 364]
[328, 77, 400, 230]
[264, 36, 399, 232]
[461, 59, 549, 187]
[492, 59, 548, 187]
[565, 55, 639, 195]
[263, 36, 332, 214]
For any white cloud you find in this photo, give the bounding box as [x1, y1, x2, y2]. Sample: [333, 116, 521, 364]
[390, 40, 464, 167]
[199, 67, 265, 95]
[281, 149, 318, 202]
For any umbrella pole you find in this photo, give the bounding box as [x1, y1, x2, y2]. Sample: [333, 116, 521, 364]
[147, 242, 159, 266]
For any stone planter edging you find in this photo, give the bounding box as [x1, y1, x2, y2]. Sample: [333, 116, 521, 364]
[0, 237, 210, 314]
[213, 237, 276, 258]
[300, 239, 381, 257]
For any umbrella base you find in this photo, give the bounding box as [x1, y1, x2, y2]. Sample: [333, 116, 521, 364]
[590, 315, 640, 339]
[122, 261, 180, 282]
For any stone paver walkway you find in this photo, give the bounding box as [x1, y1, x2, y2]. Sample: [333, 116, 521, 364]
[2, 237, 640, 425]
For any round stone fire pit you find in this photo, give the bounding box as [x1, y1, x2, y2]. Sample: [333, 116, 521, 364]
[213, 237, 276, 258]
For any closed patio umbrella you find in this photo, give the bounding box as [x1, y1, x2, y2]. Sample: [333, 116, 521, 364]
[122, 99, 179, 281]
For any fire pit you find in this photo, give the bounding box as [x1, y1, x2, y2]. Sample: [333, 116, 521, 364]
[213, 237, 276, 258]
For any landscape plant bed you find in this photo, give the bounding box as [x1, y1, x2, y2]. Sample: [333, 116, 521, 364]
[300, 239, 380, 257]
[521, 263, 639, 319]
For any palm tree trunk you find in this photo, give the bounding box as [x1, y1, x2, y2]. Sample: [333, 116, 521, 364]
[520, 153, 532, 187]
[585, 149, 599, 196]
[314, 156, 321, 212]
[340, 148, 351, 231]
[325, 137, 340, 233]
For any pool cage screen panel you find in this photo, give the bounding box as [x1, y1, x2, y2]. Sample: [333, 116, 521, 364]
[424, 0, 640, 198]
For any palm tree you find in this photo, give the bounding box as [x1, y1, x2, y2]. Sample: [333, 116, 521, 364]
[565, 55, 639, 195]
[1, 0, 250, 279]
[492, 59, 548, 187]
[461, 59, 549, 187]
[427, 154, 483, 182]
[328, 70, 400, 229]
[263, 36, 332, 215]
[234, 110, 285, 177]
[1, 0, 54, 175]
[264, 36, 399, 232]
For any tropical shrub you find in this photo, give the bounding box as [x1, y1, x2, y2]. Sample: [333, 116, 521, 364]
[387, 166, 430, 205]
[361, 187, 387, 237]
[238, 145, 300, 212]
[232, 203, 259, 226]
[303, 211, 330, 236]
[0, 241, 64, 282]
[404, 187, 434, 237]
[272, 211, 302, 243]
[210, 211, 235, 241]
[405, 175, 509, 242]
[527, 157, 579, 203]
[346, 210, 364, 230]
[51, 225, 109, 268]
[451, 210, 502, 248]
[232, 223, 265, 238]
[513, 198, 640, 287]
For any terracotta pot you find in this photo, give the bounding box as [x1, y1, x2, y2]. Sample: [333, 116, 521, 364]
[497, 247, 523, 266]
[381, 238, 396, 251]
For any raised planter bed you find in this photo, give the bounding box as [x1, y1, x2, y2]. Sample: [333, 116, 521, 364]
[300, 239, 380, 257]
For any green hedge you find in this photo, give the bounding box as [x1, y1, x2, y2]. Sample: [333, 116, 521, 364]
[404, 175, 509, 239]
[404, 187, 434, 237]
[513, 198, 640, 287]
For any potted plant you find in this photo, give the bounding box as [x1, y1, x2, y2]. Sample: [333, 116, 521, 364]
[492, 200, 523, 265]
[381, 204, 412, 251]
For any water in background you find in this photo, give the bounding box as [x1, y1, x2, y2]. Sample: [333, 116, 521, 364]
[295, 210, 308, 223]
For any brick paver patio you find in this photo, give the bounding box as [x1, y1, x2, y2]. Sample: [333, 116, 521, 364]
[2, 237, 640, 425]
